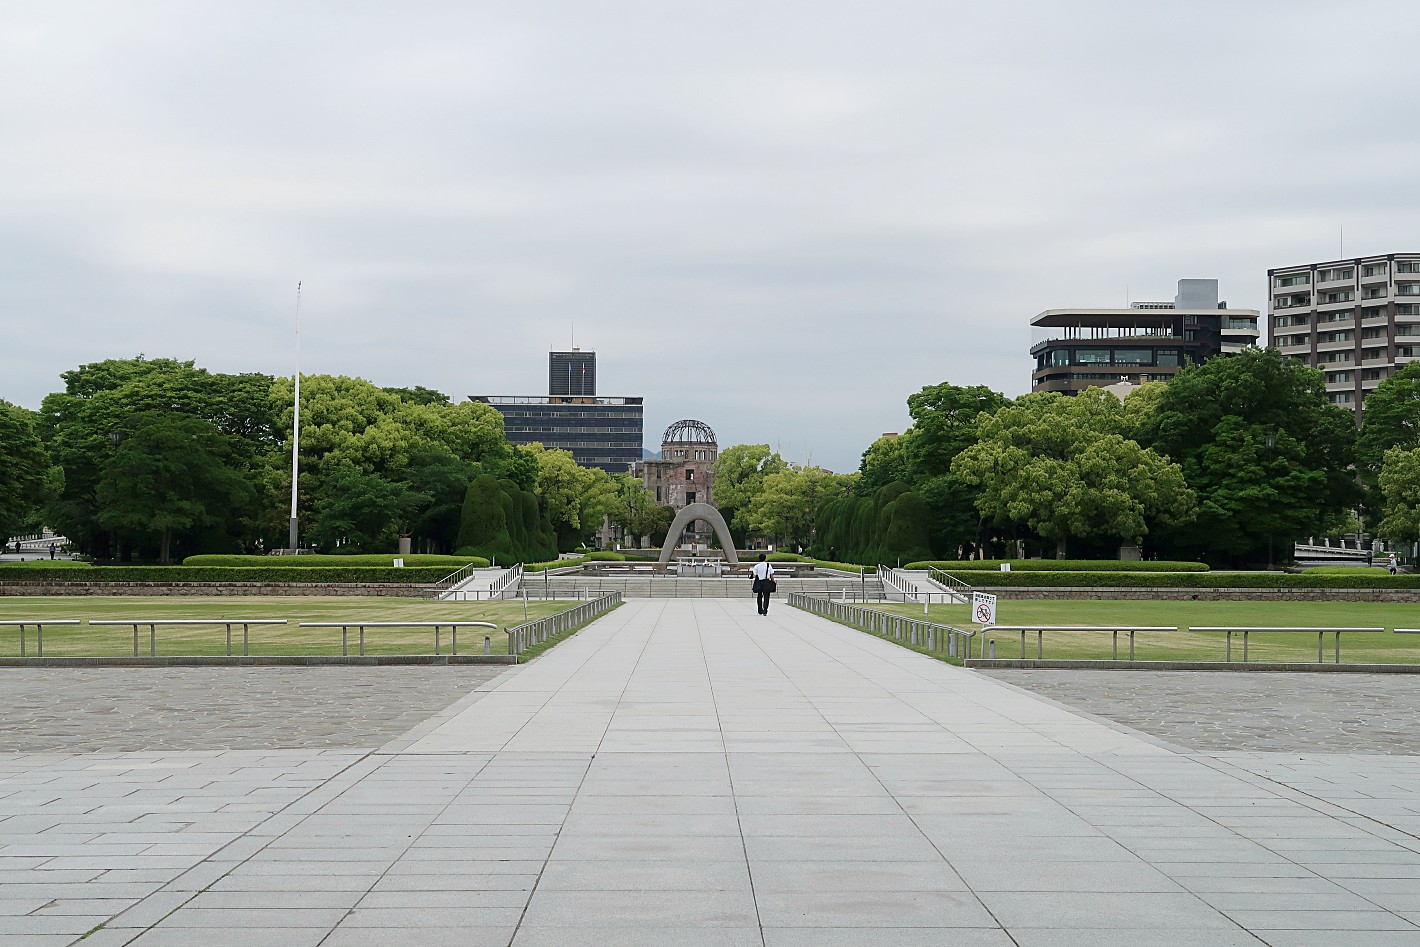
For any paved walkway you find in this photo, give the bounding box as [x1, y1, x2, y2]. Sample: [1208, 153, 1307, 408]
[981, 668, 1420, 755]
[4, 600, 1420, 945]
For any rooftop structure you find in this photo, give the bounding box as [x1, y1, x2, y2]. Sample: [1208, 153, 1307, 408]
[1031, 279, 1259, 394]
[471, 348, 643, 473]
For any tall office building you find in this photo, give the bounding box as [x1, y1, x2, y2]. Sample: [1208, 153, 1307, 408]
[1031, 279, 1259, 394]
[1268, 253, 1420, 418]
[472, 349, 643, 473]
[549, 349, 596, 397]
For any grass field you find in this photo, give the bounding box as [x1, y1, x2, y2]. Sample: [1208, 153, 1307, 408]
[0, 597, 575, 657]
[871, 599, 1420, 664]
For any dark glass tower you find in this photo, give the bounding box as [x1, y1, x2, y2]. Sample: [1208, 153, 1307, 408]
[549, 350, 596, 397]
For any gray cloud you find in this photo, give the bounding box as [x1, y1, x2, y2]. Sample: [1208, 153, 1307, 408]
[4, 1, 1419, 471]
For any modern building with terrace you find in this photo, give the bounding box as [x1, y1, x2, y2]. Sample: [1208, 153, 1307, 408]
[471, 348, 644, 473]
[1030, 279, 1259, 394]
[1268, 253, 1420, 418]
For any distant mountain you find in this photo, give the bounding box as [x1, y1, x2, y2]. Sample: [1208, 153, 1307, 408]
[642, 448, 659, 460]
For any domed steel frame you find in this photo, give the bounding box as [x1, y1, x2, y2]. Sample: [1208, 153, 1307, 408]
[662, 419, 717, 445]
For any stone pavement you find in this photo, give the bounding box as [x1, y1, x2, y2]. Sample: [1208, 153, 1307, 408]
[979, 668, 1420, 755]
[4, 599, 1420, 946]
[1, 667, 506, 753]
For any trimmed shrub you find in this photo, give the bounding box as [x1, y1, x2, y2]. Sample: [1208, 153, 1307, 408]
[944, 570, 1420, 589]
[586, 551, 626, 561]
[906, 559, 1208, 573]
[182, 554, 488, 569]
[0, 559, 95, 569]
[0, 566, 454, 584]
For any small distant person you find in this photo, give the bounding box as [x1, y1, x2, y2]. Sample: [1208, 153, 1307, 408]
[48, 543, 56, 560]
[1389, 553, 1399, 575]
[751, 553, 776, 617]
[828, 546, 837, 562]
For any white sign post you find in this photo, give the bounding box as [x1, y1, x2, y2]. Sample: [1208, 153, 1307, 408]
[972, 591, 997, 626]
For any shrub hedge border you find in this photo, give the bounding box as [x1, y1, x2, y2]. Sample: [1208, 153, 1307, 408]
[947, 571, 1420, 589]
[182, 554, 489, 568]
[0, 566, 455, 584]
[906, 559, 1208, 573]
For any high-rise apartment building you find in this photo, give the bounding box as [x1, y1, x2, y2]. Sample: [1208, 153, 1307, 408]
[549, 349, 596, 397]
[1031, 279, 1259, 394]
[1268, 253, 1420, 417]
[472, 348, 644, 473]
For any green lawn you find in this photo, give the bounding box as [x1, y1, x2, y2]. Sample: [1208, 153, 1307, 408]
[0, 597, 573, 657]
[870, 599, 1420, 663]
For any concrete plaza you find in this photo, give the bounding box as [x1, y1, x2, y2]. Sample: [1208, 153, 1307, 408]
[4, 600, 1420, 946]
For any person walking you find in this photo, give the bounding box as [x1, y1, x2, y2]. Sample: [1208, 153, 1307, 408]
[751, 553, 777, 616]
[1389, 553, 1399, 575]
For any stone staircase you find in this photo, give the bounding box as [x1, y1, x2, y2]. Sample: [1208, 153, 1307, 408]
[527, 572, 880, 600]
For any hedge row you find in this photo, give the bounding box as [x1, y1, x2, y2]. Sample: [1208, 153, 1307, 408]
[0, 560, 95, 569]
[948, 571, 1420, 589]
[182, 554, 489, 569]
[907, 559, 1209, 573]
[0, 566, 453, 584]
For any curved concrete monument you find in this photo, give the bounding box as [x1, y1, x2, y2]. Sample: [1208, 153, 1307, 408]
[657, 502, 739, 570]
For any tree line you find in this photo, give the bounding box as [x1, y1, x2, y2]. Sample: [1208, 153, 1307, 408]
[713, 348, 1420, 566]
[7, 349, 1420, 567]
[0, 357, 667, 563]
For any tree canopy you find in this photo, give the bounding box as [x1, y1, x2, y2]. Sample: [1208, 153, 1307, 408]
[953, 390, 1195, 557]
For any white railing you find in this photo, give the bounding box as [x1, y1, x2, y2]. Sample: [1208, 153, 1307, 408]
[788, 592, 974, 659]
[505, 593, 622, 656]
[85, 619, 291, 657]
[297, 621, 498, 656]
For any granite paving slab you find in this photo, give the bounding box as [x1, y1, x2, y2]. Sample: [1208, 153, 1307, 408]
[3, 598, 1420, 945]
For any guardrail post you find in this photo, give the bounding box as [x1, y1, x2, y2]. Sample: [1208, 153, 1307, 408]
[243, 623, 250, 657]
[19, 623, 26, 657]
[341, 626, 348, 657]
[359, 625, 366, 656]
[225, 623, 232, 657]
[435, 625, 441, 656]
[988, 638, 995, 659]
[484, 635, 491, 655]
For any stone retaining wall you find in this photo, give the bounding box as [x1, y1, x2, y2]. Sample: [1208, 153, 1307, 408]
[0, 582, 430, 597]
[972, 586, 1420, 603]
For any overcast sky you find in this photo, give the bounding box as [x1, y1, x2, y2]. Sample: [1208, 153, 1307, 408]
[4, 2, 1418, 472]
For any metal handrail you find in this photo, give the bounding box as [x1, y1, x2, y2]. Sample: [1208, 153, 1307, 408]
[505, 593, 621, 657]
[0, 619, 80, 657]
[87, 619, 289, 657]
[430, 561, 481, 592]
[929, 568, 974, 597]
[1191, 626, 1384, 664]
[297, 621, 498, 656]
[980, 624, 1177, 661]
[490, 563, 523, 596]
[788, 592, 974, 658]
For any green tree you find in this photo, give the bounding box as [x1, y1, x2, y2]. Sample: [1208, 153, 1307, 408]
[1377, 447, 1420, 543]
[712, 444, 787, 535]
[95, 411, 256, 563]
[954, 391, 1195, 558]
[40, 357, 276, 557]
[606, 475, 668, 548]
[455, 474, 557, 563]
[902, 383, 1009, 477]
[1138, 348, 1358, 562]
[0, 401, 48, 542]
[305, 462, 426, 553]
[745, 466, 851, 550]
[527, 445, 619, 550]
[1356, 363, 1420, 524]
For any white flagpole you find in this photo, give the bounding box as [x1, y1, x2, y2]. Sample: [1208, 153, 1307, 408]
[287, 282, 302, 552]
